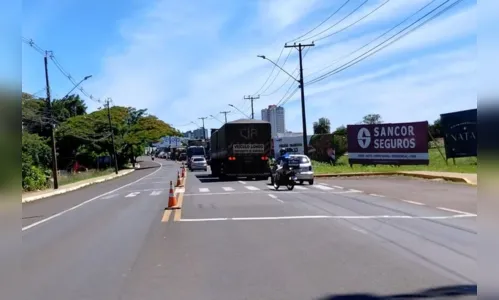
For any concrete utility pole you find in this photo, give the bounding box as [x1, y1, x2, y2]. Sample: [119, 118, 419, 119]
[105, 98, 119, 174]
[284, 42, 314, 156]
[44, 51, 59, 189]
[198, 117, 208, 139]
[243, 95, 260, 119]
[220, 111, 230, 123]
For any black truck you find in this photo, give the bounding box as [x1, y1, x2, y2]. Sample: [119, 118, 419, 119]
[210, 119, 271, 180]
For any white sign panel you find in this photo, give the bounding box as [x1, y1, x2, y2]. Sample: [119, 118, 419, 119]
[273, 135, 312, 156]
[233, 144, 265, 154]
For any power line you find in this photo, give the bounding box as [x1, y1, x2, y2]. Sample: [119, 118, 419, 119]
[288, 0, 352, 43]
[307, 0, 463, 85]
[297, 0, 369, 43]
[259, 48, 293, 95]
[313, 0, 392, 43]
[261, 48, 310, 97]
[251, 47, 285, 96]
[307, 0, 439, 78]
[279, 87, 300, 107]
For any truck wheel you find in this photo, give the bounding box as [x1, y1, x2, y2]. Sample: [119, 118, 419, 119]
[308, 180, 314, 185]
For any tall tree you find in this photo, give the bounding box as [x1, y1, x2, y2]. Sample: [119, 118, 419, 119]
[333, 125, 347, 135]
[362, 114, 383, 124]
[313, 117, 331, 134]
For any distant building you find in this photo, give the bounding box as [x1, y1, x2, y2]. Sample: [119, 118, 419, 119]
[192, 128, 208, 139]
[183, 131, 194, 139]
[261, 105, 285, 137]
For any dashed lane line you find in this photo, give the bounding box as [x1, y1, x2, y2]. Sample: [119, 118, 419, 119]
[402, 199, 425, 206]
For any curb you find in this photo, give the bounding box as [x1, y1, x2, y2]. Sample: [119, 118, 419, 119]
[22, 169, 136, 203]
[315, 172, 477, 186]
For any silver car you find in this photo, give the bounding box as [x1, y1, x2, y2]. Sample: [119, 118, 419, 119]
[289, 154, 314, 185]
[190, 156, 208, 171]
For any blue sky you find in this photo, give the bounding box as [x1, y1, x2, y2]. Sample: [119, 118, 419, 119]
[22, 0, 477, 133]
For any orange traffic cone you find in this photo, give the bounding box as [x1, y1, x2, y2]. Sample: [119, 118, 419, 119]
[166, 181, 180, 209]
[176, 171, 183, 187]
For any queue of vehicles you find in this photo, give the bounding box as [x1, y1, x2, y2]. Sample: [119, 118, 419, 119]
[152, 119, 315, 183]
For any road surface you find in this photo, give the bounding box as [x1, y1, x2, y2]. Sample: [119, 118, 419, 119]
[21, 158, 477, 299]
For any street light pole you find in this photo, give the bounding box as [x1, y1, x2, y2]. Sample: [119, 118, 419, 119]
[220, 111, 230, 123]
[62, 75, 92, 99]
[260, 42, 314, 156]
[198, 117, 207, 139]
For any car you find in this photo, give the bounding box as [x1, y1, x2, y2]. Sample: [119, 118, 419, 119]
[187, 155, 205, 168]
[189, 156, 208, 171]
[288, 154, 314, 185]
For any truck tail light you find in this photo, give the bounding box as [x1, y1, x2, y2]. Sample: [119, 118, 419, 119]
[228, 156, 236, 161]
[261, 156, 268, 161]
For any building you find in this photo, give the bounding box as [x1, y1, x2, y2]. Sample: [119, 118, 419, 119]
[261, 105, 285, 137]
[192, 128, 208, 139]
[183, 131, 194, 139]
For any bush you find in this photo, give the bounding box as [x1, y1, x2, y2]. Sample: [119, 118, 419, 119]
[22, 132, 51, 191]
[22, 155, 48, 191]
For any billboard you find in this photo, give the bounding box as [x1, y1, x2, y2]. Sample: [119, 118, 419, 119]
[347, 122, 429, 165]
[440, 108, 477, 159]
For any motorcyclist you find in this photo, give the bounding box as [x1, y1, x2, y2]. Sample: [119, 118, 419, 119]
[274, 148, 291, 182]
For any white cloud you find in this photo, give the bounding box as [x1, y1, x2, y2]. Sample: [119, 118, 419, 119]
[87, 0, 476, 132]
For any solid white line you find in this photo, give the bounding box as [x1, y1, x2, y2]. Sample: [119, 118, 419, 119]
[125, 192, 140, 198]
[222, 187, 235, 192]
[332, 186, 344, 189]
[369, 193, 385, 198]
[245, 186, 260, 191]
[402, 199, 425, 206]
[178, 214, 476, 222]
[22, 161, 164, 231]
[199, 188, 210, 193]
[436, 207, 474, 215]
[238, 181, 247, 184]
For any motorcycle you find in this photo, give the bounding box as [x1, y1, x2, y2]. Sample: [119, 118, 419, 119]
[272, 166, 297, 190]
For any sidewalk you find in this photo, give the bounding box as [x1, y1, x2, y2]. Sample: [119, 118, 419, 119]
[315, 171, 477, 186]
[22, 169, 135, 203]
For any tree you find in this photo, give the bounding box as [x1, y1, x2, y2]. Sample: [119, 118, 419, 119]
[428, 118, 442, 139]
[362, 114, 383, 124]
[333, 125, 347, 135]
[313, 117, 331, 134]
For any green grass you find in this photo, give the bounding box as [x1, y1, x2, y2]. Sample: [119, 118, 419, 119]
[313, 148, 477, 174]
[58, 168, 116, 186]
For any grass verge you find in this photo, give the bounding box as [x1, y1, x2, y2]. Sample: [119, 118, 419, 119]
[313, 148, 477, 174]
[58, 168, 116, 186]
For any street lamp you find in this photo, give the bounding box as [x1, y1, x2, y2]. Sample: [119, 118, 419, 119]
[258, 52, 309, 155]
[228, 104, 251, 119]
[62, 75, 92, 99]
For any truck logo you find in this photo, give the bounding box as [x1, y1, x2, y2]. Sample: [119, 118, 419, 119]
[240, 127, 258, 140]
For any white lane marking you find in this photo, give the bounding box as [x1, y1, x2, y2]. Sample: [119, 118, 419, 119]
[332, 186, 344, 189]
[238, 181, 247, 184]
[349, 189, 363, 193]
[268, 194, 284, 203]
[294, 185, 308, 190]
[222, 187, 235, 192]
[402, 199, 425, 206]
[312, 185, 334, 191]
[179, 214, 477, 222]
[319, 183, 329, 186]
[436, 207, 474, 216]
[125, 192, 140, 198]
[183, 190, 363, 196]
[101, 194, 119, 200]
[150, 191, 162, 196]
[22, 161, 164, 231]
[199, 188, 210, 193]
[369, 193, 385, 198]
[245, 186, 260, 191]
[351, 227, 368, 234]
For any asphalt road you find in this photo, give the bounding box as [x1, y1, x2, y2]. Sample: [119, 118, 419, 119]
[21, 160, 477, 300]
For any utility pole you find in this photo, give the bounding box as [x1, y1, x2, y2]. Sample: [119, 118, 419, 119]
[105, 98, 119, 174]
[244, 95, 260, 119]
[199, 117, 208, 139]
[284, 42, 314, 156]
[220, 111, 230, 123]
[44, 51, 59, 189]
